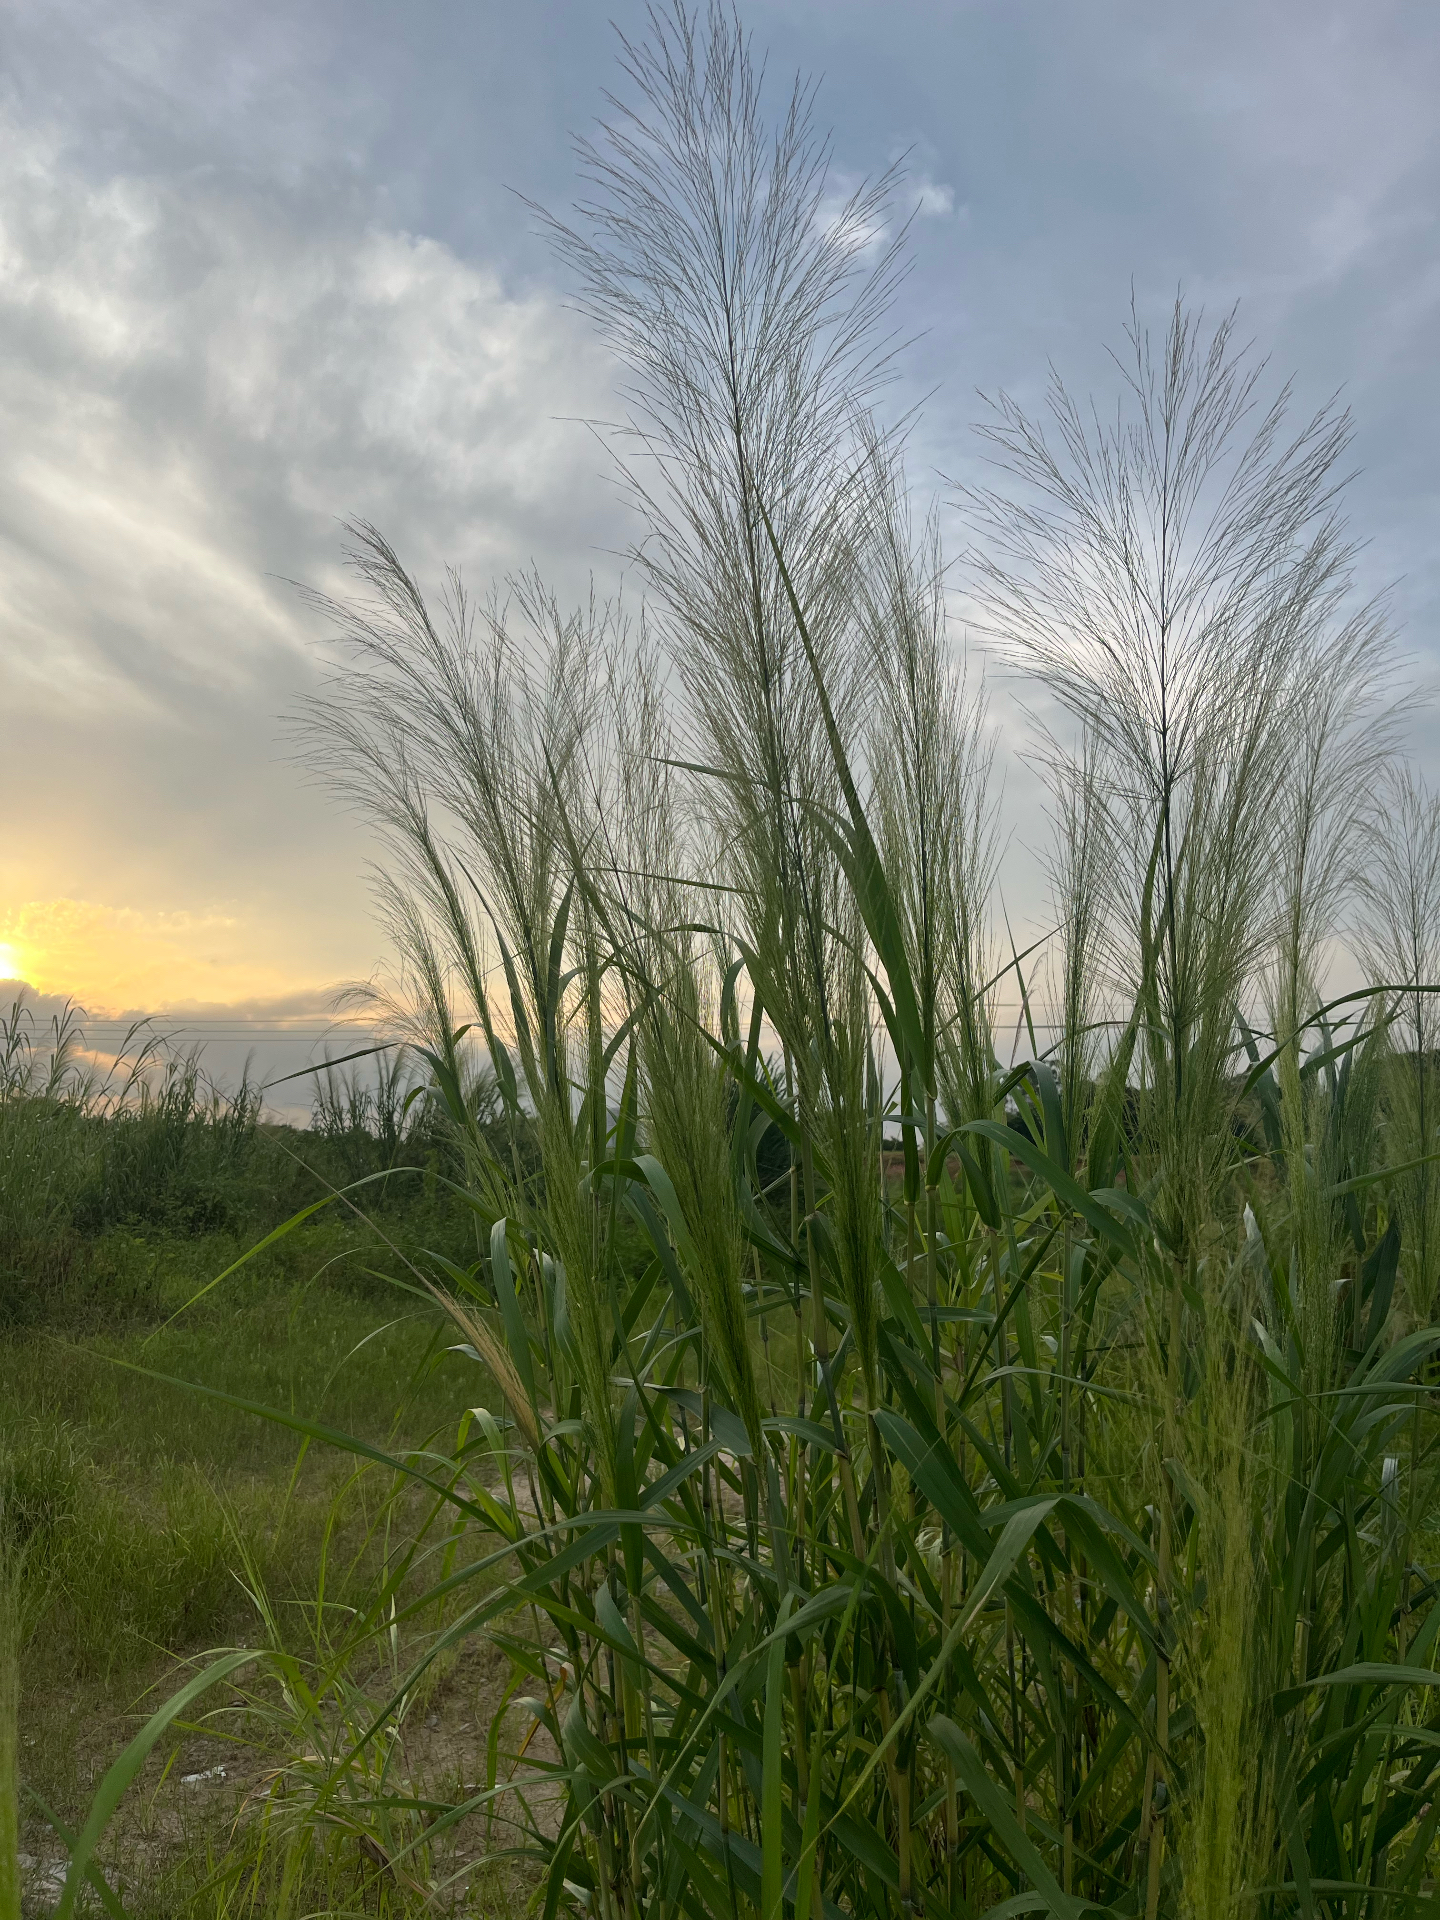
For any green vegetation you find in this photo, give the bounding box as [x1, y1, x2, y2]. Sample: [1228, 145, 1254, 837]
[1, 1005, 501, 1915]
[10, 8, 1440, 1919]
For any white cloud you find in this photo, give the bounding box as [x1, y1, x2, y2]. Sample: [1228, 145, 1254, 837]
[0, 94, 629, 1023]
[912, 173, 956, 218]
[0, 108, 621, 720]
[2, 0, 1438, 1027]
[815, 177, 890, 261]
[815, 163, 959, 258]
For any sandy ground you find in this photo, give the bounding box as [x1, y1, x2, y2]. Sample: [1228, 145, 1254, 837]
[19, 1623, 565, 1917]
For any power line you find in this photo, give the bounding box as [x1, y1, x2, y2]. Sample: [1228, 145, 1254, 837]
[62, 1023, 381, 1035]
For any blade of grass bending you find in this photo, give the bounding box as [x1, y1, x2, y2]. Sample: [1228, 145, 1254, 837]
[753, 486, 930, 1086]
[490, 1217, 538, 1406]
[926, 1125, 1001, 1228]
[963, 1120, 1139, 1262]
[144, 1192, 344, 1334]
[19, 1790, 129, 1920]
[1326, 1147, 1440, 1199]
[260, 1040, 397, 1091]
[828, 1500, 1061, 1830]
[1272, 1663, 1440, 1719]
[417, 1042, 476, 1144]
[88, 1352, 497, 1524]
[144, 1153, 441, 1341]
[693, 1017, 803, 1151]
[792, 1717, 826, 1920]
[762, 1595, 796, 1920]
[54, 1650, 255, 1920]
[926, 1717, 1089, 1920]
[1238, 983, 1440, 1099]
[1002, 903, 1041, 1079]
[626, 1183, 699, 1322]
[1363, 1216, 1401, 1350]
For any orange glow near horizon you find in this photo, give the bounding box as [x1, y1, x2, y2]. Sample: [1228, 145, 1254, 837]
[0, 896, 335, 1013]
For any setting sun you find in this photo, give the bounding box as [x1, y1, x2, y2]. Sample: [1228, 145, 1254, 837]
[0, 899, 332, 1012]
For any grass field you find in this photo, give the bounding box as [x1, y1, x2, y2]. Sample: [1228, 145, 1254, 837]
[8, 8, 1440, 1918]
[1, 1100, 520, 1916]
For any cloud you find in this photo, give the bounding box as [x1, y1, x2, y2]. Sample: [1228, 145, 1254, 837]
[815, 163, 958, 261]
[0, 109, 620, 719]
[912, 173, 957, 219]
[0, 83, 629, 1020]
[815, 177, 890, 261]
[0, 895, 309, 1013]
[2, 0, 1438, 1024]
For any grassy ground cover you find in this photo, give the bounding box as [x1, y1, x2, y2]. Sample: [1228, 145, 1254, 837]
[0, 1050, 511, 1914]
[8, 9, 1440, 1919]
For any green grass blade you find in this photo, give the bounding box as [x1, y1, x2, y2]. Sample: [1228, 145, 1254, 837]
[762, 1598, 792, 1920]
[927, 1717, 1087, 1919]
[54, 1650, 255, 1920]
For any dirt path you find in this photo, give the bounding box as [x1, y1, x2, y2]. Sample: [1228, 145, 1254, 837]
[20, 1625, 562, 1916]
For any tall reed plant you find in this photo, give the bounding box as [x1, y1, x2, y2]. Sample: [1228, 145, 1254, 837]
[55, 9, 1440, 1917]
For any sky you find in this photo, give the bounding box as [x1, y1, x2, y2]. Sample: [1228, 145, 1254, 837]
[2, 0, 1438, 1103]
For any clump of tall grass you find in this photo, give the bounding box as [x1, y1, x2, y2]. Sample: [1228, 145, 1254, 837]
[1357, 765, 1440, 1327]
[0, 993, 468, 1335]
[0, 997, 150, 1250]
[0, 995, 260, 1250]
[0, 1512, 36, 1920]
[55, 7, 1440, 1916]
